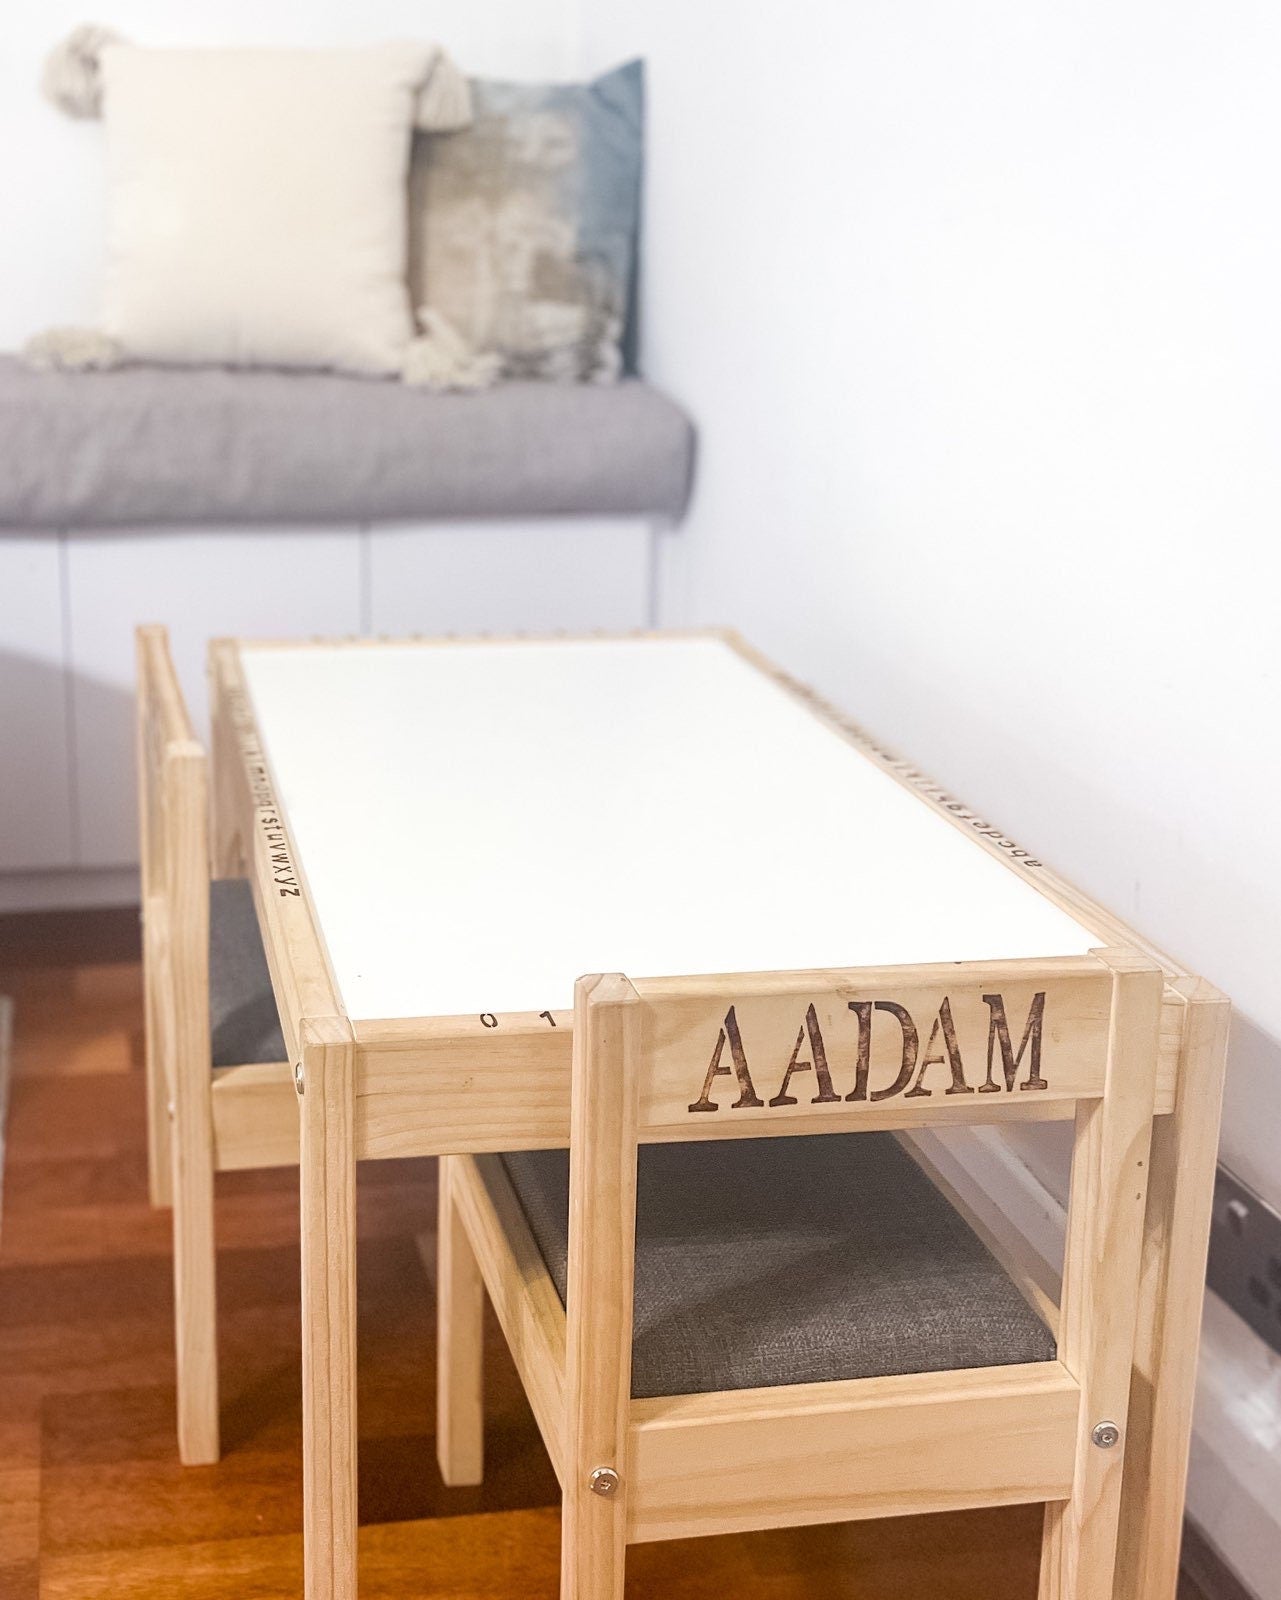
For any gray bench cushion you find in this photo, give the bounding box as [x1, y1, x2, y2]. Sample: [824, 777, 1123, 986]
[0, 357, 694, 528]
[501, 1133, 1056, 1400]
[209, 878, 287, 1069]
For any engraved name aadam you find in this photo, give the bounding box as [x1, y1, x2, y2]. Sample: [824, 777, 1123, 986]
[687, 991, 1048, 1113]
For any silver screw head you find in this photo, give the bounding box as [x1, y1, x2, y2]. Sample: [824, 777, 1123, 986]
[588, 1466, 620, 1498]
[293, 1060, 305, 1095]
[1092, 1421, 1121, 1449]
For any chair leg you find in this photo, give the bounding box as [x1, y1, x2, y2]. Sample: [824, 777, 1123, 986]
[436, 1156, 485, 1486]
[300, 1021, 358, 1600]
[143, 929, 173, 1209]
[558, 975, 639, 1600]
[171, 1076, 219, 1464]
[1038, 956, 1163, 1598]
[1114, 980, 1230, 1600]
[560, 1479, 627, 1600]
[147, 1055, 174, 1208]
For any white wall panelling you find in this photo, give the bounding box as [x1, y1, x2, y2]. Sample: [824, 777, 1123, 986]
[366, 519, 655, 637]
[64, 526, 364, 868]
[0, 536, 74, 871]
[0, 516, 661, 894]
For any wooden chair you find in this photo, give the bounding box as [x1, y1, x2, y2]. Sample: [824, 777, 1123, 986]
[137, 624, 291, 1465]
[437, 953, 1165, 1599]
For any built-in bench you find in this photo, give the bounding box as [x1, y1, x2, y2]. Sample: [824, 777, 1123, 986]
[0, 359, 696, 910]
[0, 359, 694, 527]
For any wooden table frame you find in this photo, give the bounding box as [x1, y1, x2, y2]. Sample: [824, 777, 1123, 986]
[205, 629, 1228, 1600]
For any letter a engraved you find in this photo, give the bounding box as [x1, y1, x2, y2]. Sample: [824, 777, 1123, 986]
[688, 1005, 764, 1112]
[979, 991, 1049, 1093]
[905, 997, 974, 1098]
[769, 1003, 841, 1106]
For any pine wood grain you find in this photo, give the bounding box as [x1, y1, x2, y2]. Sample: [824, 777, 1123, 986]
[0, 921, 1102, 1600]
[559, 974, 641, 1600]
[450, 1153, 567, 1480]
[1038, 951, 1163, 1598]
[299, 1016, 359, 1600]
[1115, 978, 1232, 1600]
[435, 1157, 486, 1487]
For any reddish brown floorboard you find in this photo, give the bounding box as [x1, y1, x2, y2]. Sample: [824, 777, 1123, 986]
[0, 908, 1199, 1599]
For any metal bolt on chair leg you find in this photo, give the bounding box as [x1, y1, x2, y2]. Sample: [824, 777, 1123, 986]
[293, 1061, 305, 1095]
[1092, 1421, 1121, 1449]
[588, 1467, 620, 1497]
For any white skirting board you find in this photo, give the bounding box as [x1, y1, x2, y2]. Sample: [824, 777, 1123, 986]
[907, 1125, 1279, 1600]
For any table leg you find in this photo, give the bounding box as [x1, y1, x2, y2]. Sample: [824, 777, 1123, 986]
[1114, 978, 1230, 1599]
[436, 1156, 486, 1486]
[300, 1018, 359, 1600]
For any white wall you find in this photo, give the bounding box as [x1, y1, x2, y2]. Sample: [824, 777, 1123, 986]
[582, 0, 1281, 1207]
[0, 1, 578, 350]
[580, 2, 1281, 1590]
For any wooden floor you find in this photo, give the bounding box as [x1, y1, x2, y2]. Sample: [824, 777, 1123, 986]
[0, 909, 1204, 1599]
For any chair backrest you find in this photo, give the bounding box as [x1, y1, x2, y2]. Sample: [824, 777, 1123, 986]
[136, 625, 210, 1098]
[561, 951, 1164, 1588]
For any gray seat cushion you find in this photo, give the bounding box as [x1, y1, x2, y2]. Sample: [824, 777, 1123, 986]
[501, 1133, 1056, 1399]
[0, 358, 695, 528]
[209, 878, 287, 1069]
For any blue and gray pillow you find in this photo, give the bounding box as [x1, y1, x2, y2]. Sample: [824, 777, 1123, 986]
[409, 59, 643, 383]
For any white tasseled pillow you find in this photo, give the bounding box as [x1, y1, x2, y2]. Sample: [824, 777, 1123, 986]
[99, 44, 433, 376]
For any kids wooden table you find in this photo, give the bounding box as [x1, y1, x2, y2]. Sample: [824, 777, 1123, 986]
[206, 630, 1227, 1600]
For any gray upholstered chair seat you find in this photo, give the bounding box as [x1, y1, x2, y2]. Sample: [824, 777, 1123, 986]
[209, 878, 287, 1068]
[0, 358, 694, 528]
[501, 1133, 1056, 1400]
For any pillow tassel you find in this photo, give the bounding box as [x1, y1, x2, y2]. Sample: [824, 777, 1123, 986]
[41, 23, 128, 119]
[403, 309, 500, 390]
[414, 48, 473, 133]
[21, 326, 123, 373]
[42, 28, 470, 130]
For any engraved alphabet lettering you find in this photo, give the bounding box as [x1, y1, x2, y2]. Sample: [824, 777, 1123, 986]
[845, 1001, 874, 1101]
[905, 997, 974, 1098]
[687, 1005, 765, 1112]
[691, 990, 1051, 1115]
[769, 1003, 841, 1106]
[868, 1001, 919, 1101]
[258, 810, 301, 897]
[980, 991, 1048, 1093]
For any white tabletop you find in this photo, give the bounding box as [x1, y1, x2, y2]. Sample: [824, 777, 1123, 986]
[239, 636, 1098, 1021]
